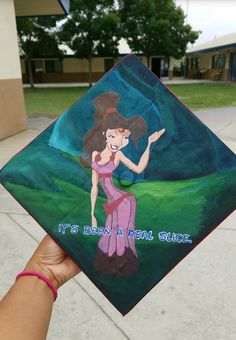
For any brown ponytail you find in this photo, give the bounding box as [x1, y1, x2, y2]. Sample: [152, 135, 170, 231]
[80, 92, 147, 168]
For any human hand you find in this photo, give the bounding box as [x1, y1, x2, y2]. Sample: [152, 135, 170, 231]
[91, 214, 97, 227]
[24, 235, 80, 289]
[148, 128, 165, 144]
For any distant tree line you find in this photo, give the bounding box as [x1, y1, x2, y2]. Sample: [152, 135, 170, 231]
[17, 0, 199, 88]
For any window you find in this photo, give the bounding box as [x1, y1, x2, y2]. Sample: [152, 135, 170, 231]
[25, 60, 43, 74]
[212, 54, 226, 69]
[33, 60, 43, 72]
[190, 57, 199, 70]
[45, 60, 63, 73]
[104, 58, 114, 72]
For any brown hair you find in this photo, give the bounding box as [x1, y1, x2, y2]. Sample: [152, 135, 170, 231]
[80, 92, 147, 168]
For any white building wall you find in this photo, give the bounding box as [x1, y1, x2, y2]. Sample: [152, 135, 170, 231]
[0, 0, 26, 140]
[0, 0, 22, 80]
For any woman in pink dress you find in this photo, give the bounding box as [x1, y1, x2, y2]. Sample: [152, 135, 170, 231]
[80, 92, 165, 277]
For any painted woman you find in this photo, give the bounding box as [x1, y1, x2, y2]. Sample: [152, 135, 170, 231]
[80, 92, 165, 277]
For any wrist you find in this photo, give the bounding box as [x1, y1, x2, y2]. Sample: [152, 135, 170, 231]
[23, 260, 59, 289]
[15, 272, 57, 302]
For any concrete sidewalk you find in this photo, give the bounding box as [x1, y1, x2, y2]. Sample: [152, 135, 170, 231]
[0, 108, 236, 340]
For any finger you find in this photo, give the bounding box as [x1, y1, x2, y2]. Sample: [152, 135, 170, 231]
[156, 129, 165, 138]
[41, 235, 63, 251]
[36, 235, 67, 261]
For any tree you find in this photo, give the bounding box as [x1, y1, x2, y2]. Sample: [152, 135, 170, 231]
[118, 0, 199, 68]
[17, 17, 63, 88]
[58, 0, 121, 87]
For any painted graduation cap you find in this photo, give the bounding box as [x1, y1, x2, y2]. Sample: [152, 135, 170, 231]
[1, 54, 236, 315]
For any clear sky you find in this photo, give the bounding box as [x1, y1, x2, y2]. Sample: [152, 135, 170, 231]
[176, 0, 236, 46]
[119, 0, 236, 53]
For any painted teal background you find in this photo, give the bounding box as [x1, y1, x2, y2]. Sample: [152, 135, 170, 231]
[0, 55, 236, 314]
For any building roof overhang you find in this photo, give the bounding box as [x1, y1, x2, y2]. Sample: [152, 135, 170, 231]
[186, 32, 236, 56]
[187, 42, 236, 56]
[14, 0, 70, 17]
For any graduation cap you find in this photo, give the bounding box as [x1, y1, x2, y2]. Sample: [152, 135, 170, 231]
[1, 54, 236, 315]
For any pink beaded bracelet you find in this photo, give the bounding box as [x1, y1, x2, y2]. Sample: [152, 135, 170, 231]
[16, 271, 58, 301]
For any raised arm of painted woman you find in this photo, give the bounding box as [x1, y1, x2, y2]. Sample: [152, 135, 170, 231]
[116, 128, 165, 174]
[0, 235, 80, 340]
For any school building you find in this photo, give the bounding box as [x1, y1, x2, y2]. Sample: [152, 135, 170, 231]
[186, 32, 236, 81]
[20, 55, 174, 84]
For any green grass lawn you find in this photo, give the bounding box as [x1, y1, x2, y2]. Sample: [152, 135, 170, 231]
[24, 83, 236, 117]
[24, 87, 88, 117]
[169, 83, 236, 110]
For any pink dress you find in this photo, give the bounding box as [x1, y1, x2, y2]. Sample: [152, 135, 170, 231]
[91, 152, 138, 277]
